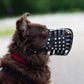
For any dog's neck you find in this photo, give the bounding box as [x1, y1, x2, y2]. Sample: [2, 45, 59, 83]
[11, 53, 46, 69]
[8, 41, 49, 70]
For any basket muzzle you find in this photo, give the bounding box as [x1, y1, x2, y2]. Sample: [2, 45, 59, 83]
[44, 28, 73, 56]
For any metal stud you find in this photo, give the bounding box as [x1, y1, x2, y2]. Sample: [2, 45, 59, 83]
[55, 45, 57, 47]
[48, 39, 50, 41]
[58, 37, 61, 40]
[62, 48, 65, 50]
[59, 48, 61, 50]
[59, 41, 61, 44]
[34, 51, 37, 53]
[55, 48, 57, 50]
[68, 32, 70, 34]
[59, 45, 61, 47]
[63, 45, 65, 47]
[63, 37, 65, 39]
[51, 47, 54, 50]
[47, 42, 49, 44]
[65, 50, 68, 53]
[55, 42, 57, 44]
[63, 41, 65, 43]
[54, 38, 57, 40]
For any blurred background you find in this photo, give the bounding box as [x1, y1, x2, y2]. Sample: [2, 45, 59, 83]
[0, 0, 84, 84]
[0, 0, 84, 17]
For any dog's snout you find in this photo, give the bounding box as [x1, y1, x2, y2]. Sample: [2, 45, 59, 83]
[45, 29, 49, 33]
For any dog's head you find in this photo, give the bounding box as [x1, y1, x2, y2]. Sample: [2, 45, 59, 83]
[13, 13, 49, 54]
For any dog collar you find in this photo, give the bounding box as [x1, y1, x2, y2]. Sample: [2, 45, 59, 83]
[27, 46, 45, 54]
[11, 53, 26, 64]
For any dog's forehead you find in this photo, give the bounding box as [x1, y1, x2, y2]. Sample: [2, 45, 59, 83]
[28, 23, 46, 29]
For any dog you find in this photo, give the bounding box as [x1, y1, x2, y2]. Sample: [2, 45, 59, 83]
[0, 13, 51, 84]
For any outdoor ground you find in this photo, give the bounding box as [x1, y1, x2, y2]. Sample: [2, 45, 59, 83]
[0, 13, 84, 84]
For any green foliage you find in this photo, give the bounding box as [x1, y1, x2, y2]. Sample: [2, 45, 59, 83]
[0, 29, 15, 37]
[0, 0, 84, 17]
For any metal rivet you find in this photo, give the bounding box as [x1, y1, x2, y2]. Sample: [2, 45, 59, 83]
[58, 37, 61, 40]
[65, 50, 68, 53]
[55, 42, 57, 44]
[63, 45, 65, 47]
[55, 48, 57, 50]
[55, 45, 57, 47]
[48, 39, 50, 41]
[59, 48, 61, 50]
[63, 41, 65, 43]
[54, 38, 57, 40]
[59, 41, 61, 43]
[63, 37, 65, 39]
[51, 47, 54, 50]
[34, 51, 37, 53]
[59, 45, 61, 47]
[68, 32, 69, 34]
[47, 42, 49, 44]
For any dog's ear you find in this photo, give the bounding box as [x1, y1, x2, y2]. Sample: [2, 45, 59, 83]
[16, 13, 30, 37]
